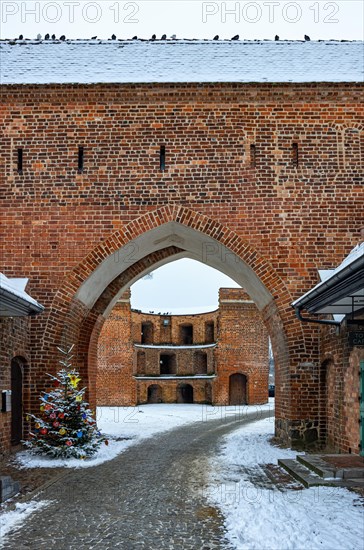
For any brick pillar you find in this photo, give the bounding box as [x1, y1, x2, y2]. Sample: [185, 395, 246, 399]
[214, 288, 269, 405]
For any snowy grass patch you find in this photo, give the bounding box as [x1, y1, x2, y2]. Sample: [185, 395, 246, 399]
[208, 417, 364, 550]
[0, 500, 49, 547]
[15, 402, 274, 469]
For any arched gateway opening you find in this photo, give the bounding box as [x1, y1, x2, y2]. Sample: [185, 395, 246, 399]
[148, 384, 162, 404]
[43, 205, 311, 447]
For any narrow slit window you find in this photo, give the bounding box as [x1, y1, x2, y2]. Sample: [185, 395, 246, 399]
[17, 148, 23, 174]
[250, 144, 256, 168]
[160, 145, 166, 171]
[78, 146, 84, 173]
[292, 143, 299, 167]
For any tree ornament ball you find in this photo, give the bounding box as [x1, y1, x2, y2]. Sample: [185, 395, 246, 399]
[40, 428, 48, 435]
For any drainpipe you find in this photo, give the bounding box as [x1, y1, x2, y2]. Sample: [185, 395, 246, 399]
[294, 306, 341, 327]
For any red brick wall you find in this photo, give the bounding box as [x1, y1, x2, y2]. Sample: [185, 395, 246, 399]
[1, 81, 363, 448]
[214, 289, 269, 405]
[97, 288, 268, 406]
[96, 296, 136, 406]
[320, 320, 364, 454]
[0, 317, 31, 455]
[131, 310, 219, 345]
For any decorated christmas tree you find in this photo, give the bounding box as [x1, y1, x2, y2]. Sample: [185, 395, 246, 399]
[24, 346, 107, 459]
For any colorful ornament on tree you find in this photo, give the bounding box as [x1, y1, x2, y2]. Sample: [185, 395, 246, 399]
[68, 374, 81, 388]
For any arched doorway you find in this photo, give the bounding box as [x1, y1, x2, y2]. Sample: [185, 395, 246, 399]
[46, 207, 307, 446]
[229, 373, 247, 405]
[177, 384, 194, 404]
[147, 384, 162, 403]
[11, 357, 24, 445]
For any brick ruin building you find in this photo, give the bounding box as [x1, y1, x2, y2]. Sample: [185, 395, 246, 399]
[97, 288, 269, 406]
[0, 39, 363, 455]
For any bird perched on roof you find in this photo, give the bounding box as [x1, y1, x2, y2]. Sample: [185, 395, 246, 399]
[60, 35, 66, 41]
[45, 33, 50, 40]
[275, 35, 279, 41]
[91, 36, 97, 40]
[213, 35, 219, 40]
[231, 34, 239, 40]
[37, 33, 42, 40]
[170, 34, 176, 39]
[111, 34, 116, 40]
[304, 34, 311, 41]
[18, 34, 23, 40]
[151, 34, 156, 40]
[161, 34, 167, 40]
[51, 34, 56, 40]
[132, 35, 138, 40]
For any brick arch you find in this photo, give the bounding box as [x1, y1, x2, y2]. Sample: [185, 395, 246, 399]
[41, 204, 312, 445]
[45, 204, 296, 332]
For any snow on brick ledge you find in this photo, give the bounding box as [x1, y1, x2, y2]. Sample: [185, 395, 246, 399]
[0, 39, 363, 85]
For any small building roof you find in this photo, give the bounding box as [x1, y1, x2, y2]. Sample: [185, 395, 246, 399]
[292, 242, 364, 317]
[0, 39, 363, 85]
[0, 273, 44, 316]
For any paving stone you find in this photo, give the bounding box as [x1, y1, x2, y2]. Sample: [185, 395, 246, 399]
[2, 410, 272, 549]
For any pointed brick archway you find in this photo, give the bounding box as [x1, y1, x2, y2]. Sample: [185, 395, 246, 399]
[41, 204, 316, 448]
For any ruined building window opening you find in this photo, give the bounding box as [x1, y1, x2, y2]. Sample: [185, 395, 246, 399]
[292, 142, 299, 168]
[250, 144, 256, 168]
[205, 321, 214, 344]
[160, 145, 166, 171]
[78, 146, 84, 173]
[179, 324, 193, 345]
[160, 353, 176, 375]
[17, 148, 23, 174]
[141, 322, 154, 344]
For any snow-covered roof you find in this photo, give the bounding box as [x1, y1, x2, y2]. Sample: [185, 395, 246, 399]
[0, 273, 44, 316]
[1, 39, 363, 85]
[292, 242, 364, 316]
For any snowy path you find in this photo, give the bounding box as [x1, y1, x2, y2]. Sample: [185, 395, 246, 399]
[208, 417, 364, 550]
[1, 407, 273, 549]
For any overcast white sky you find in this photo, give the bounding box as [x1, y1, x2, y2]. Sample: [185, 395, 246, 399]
[1, 1, 363, 40]
[1, 1, 362, 311]
[131, 259, 240, 312]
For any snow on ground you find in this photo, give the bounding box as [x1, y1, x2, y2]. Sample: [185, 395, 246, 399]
[0, 501, 49, 546]
[208, 417, 364, 550]
[15, 401, 274, 469]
